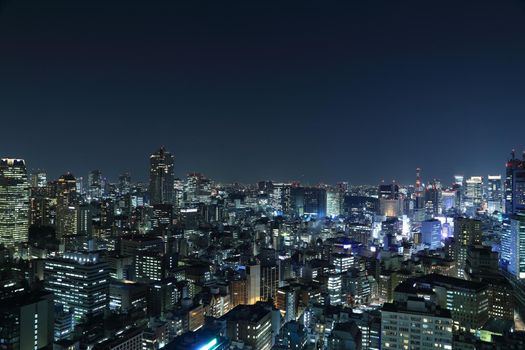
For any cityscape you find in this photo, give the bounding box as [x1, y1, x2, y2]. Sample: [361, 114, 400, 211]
[2, 1, 525, 350]
[1, 148, 525, 349]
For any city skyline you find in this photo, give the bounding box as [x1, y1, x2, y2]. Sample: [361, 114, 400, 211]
[2, 0, 525, 183]
[4, 147, 521, 187]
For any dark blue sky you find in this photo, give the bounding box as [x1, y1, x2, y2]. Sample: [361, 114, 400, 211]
[1, 0, 525, 184]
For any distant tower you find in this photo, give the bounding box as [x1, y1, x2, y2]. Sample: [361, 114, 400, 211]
[0, 158, 29, 247]
[415, 168, 423, 197]
[148, 147, 175, 205]
[55, 173, 78, 238]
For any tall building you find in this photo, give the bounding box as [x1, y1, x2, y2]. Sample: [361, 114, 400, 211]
[505, 150, 525, 215]
[464, 176, 483, 214]
[0, 158, 30, 247]
[453, 217, 482, 279]
[290, 187, 327, 218]
[44, 251, 109, 324]
[221, 302, 273, 350]
[149, 147, 174, 205]
[326, 188, 342, 217]
[87, 169, 104, 200]
[55, 173, 78, 238]
[246, 264, 261, 305]
[486, 175, 503, 213]
[510, 212, 525, 279]
[0, 291, 54, 350]
[503, 152, 525, 270]
[30, 170, 47, 188]
[421, 219, 442, 250]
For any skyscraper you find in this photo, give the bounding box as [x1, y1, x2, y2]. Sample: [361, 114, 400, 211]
[149, 147, 175, 205]
[55, 173, 78, 238]
[486, 175, 503, 213]
[453, 217, 482, 279]
[505, 150, 525, 215]
[502, 151, 525, 269]
[44, 251, 109, 324]
[0, 158, 29, 247]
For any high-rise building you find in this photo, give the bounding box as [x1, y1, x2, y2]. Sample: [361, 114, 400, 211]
[87, 170, 104, 200]
[44, 251, 109, 324]
[505, 150, 525, 215]
[30, 170, 47, 188]
[55, 173, 78, 238]
[149, 147, 174, 205]
[464, 176, 483, 214]
[328, 273, 343, 305]
[486, 175, 503, 213]
[276, 286, 297, 323]
[421, 219, 442, 250]
[510, 213, 525, 279]
[246, 264, 261, 305]
[221, 302, 273, 350]
[453, 217, 482, 278]
[0, 158, 29, 247]
[290, 187, 327, 218]
[0, 291, 54, 350]
[326, 188, 342, 217]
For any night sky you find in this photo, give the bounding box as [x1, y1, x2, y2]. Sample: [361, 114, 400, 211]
[1, 0, 525, 185]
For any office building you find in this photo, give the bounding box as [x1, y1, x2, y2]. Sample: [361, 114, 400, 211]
[453, 217, 482, 278]
[44, 251, 109, 324]
[149, 147, 174, 205]
[221, 302, 273, 350]
[0, 291, 54, 350]
[0, 158, 29, 247]
[421, 219, 442, 250]
[381, 296, 453, 350]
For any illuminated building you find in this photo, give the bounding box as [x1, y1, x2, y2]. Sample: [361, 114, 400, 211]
[260, 263, 279, 301]
[453, 217, 482, 278]
[381, 296, 453, 350]
[276, 286, 297, 322]
[421, 219, 442, 250]
[54, 305, 74, 341]
[464, 176, 483, 214]
[505, 150, 525, 215]
[441, 189, 457, 213]
[486, 175, 503, 213]
[510, 213, 525, 279]
[30, 170, 47, 188]
[0, 158, 29, 247]
[398, 274, 489, 332]
[221, 302, 273, 350]
[290, 187, 327, 218]
[55, 173, 78, 238]
[328, 273, 343, 305]
[87, 169, 104, 201]
[246, 264, 261, 305]
[326, 188, 342, 217]
[43, 251, 109, 324]
[229, 278, 247, 308]
[109, 281, 147, 313]
[0, 291, 54, 350]
[331, 253, 354, 273]
[149, 147, 175, 205]
[378, 182, 403, 217]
